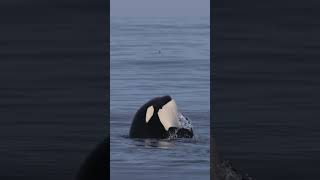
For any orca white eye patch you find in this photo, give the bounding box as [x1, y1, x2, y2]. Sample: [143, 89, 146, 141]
[145, 105, 154, 123]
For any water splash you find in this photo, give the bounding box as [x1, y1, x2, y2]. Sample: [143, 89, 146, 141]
[217, 160, 254, 180]
[178, 112, 193, 130]
[167, 112, 194, 139]
[167, 128, 179, 139]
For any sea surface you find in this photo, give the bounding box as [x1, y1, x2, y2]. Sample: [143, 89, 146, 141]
[0, 2, 108, 180]
[110, 17, 210, 180]
[213, 3, 320, 180]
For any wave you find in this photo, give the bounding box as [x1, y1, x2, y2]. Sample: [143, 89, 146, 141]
[217, 160, 253, 180]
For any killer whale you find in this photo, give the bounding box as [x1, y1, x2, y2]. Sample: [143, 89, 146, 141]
[76, 96, 193, 180]
[129, 95, 193, 138]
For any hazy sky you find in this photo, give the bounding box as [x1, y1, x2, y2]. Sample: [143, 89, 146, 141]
[111, 0, 209, 17]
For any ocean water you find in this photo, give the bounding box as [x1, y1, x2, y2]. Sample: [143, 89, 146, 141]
[0, 3, 107, 180]
[213, 4, 320, 180]
[110, 17, 210, 180]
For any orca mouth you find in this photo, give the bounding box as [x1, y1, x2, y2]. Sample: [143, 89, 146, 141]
[165, 113, 194, 138]
[167, 127, 193, 138]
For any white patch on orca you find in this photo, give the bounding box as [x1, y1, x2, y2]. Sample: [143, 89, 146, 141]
[145, 105, 154, 123]
[157, 99, 181, 130]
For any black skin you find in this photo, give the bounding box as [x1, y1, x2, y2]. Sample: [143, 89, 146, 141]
[129, 95, 193, 139]
[76, 96, 193, 179]
[76, 138, 109, 180]
[168, 127, 194, 138]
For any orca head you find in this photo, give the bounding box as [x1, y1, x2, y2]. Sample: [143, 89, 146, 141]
[129, 95, 193, 139]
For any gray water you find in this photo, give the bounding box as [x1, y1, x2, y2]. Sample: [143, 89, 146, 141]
[214, 5, 320, 180]
[0, 3, 107, 180]
[110, 17, 210, 180]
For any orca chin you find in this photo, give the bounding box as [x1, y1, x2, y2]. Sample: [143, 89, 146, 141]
[129, 95, 194, 139]
[167, 127, 194, 138]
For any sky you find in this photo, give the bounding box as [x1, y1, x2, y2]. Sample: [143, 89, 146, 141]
[111, 0, 210, 17]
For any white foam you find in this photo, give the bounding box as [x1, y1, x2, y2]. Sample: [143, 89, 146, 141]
[178, 112, 193, 130]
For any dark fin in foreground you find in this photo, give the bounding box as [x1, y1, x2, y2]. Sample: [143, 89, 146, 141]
[76, 137, 109, 180]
